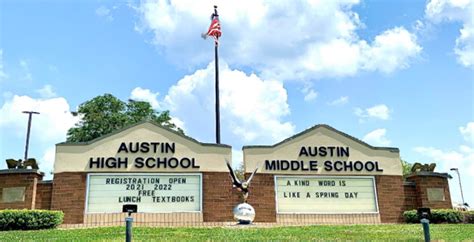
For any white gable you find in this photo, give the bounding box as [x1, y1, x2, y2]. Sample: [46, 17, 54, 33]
[243, 125, 402, 176]
[55, 122, 231, 173]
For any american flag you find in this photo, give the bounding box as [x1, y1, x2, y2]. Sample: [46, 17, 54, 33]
[202, 11, 221, 44]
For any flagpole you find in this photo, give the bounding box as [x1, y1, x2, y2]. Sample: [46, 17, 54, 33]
[215, 42, 221, 144]
[214, 5, 221, 144]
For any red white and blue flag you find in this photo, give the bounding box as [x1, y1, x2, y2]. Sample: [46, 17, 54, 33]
[202, 11, 221, 44]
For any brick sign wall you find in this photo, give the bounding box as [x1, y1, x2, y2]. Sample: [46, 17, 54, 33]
[0, 123, 454, 225]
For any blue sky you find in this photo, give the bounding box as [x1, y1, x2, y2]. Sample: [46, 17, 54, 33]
[0, 0, 473, 206]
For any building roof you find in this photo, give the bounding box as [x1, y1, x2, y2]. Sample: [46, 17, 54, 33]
[56, 120, 231, 148]
[242, 124, 399, 152]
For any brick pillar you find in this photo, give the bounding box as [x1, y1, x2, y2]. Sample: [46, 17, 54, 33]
[246, 173, 276, 222]
[35, 181, 53, 210]
[50, 172, 87, 224]
[406, 172, 452, 209]
[0, 169, 44, 210]
[403, 181, 418, 211]
[375, 175, 405, 223]
[202, 172, 240, 222]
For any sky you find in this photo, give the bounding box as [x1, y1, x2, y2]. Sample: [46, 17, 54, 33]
[0, 0, 473, 206]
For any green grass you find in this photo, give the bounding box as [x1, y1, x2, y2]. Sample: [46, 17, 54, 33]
[1, 224, 473, 241]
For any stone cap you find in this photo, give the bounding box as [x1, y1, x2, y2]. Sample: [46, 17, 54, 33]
[0, 169, 44, 176]
[406, 171, 452, 179]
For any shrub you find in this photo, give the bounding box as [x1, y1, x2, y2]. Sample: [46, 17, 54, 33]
[431, 209, 463, 223]
[463, 211, 474, 224]
[403, 210, 418, 223]
[0, 209, 63, 230]
[403, 209, 463, 223]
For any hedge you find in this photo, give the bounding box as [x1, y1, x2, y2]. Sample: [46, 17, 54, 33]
[403, 209, 463, 223]
[0, 209, 64, 230]
[463, 211, 474, 224]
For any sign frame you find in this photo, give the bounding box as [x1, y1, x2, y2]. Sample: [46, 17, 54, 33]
[274, 175, 380, 214]
[85, 172, 203, 214]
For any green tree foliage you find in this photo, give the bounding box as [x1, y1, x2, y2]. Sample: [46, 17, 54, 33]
[66, 94, 183, 142]
[401, 159, 413, 176]
[234, 162, 245, 181]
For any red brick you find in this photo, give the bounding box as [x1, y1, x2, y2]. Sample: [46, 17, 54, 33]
[0, 171, 43, 210]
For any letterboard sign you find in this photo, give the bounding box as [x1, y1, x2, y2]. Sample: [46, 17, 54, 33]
[275, 176, 378, 213]
[86, 173, 201, 213]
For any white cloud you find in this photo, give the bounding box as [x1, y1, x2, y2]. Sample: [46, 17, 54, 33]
[0, 49, 7, 81]
[232, 149, 243, 169]
[163, 61, 295, 144]
[417, 121, 474, 206]
[0, 94, 79, 176]
[301, 84, 318, 102]
[36, 84, 57, 98]
[355, 104, 391, 121]
[292, 27, 421, 79]
[363, 128, 391, 146]
[170, 116, 186, 132]
[130, 87, 161, 109]
[19, 59, 32, 81]
[129, 87, 187, 131]
[459, 121, 474, 144]
[361, 27, 422, 73]
[328, 96, 349, 106]
[414, 146, 465, 164]
[414, 121, 474, 205]
[41, 146, 56, 175]
[96, 5, 113, 22]
[0, 95, 79, 143]
[304, 89, 318, 102]
[414, 146, 474, 176]
[425, 0, 474, 68]
[367, 105, 391, 120]
[135, 0, 421, 81]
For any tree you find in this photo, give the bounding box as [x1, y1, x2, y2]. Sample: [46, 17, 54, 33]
[401, 159, 413, 177]
[234, 162, 245, 181]
[66, 94, 183, 142]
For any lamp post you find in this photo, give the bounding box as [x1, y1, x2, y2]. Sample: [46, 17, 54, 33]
[450, 168, 465, 205]
[22, 111, 40, 162]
